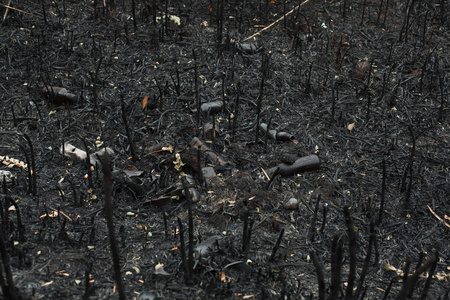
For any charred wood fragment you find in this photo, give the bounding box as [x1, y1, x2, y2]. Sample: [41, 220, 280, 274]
[269, 154, 320, 178]
[258, 123, 295, 142]
[99, 151, 126, 300]
[42, 86, 77, 106]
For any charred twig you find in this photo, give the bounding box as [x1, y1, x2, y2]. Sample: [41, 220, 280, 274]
[163, 212, 168, 239]
[121, 95, 139, 161]
[420, 252, 439, 300]
[396, 258, 412, 300]
[355, 220, 376, 299]
[259, 122, 295, 142]
[255, 53, 270, 144]
[79, 137, 93, 189]
[310, 249, 325, 300]
[232, 81, 241, 141]
[269, 228, 284, 262]
[177, 217, 189, 282]
[329, 234, 343, 300]
[181, 176, 194, 281]
[0, 212, 21, 300]
[18, 143, 32, 195]
[193, 50, 200, 134]
[308, 195, 321, 242]
[99, 152, 126, 300]
[320, 203, 328, 234]
[22, 133, 37, 196]
[243, 0, 311, 42]
[269, 155, 320, 178]
[344, 206, 357, 300]
[242, 210, 249, 252]
[378, 158, 386, 224]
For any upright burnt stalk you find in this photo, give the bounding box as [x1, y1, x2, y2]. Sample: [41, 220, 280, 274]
[216, 0, 224, 56]
[402, 126, 415, 209]
[181, 176, 194, 281]
[91, 56, 103, 110]
[329, 234, 343, 300]
[403, 252, 439, 298]
[355, 220, 376, 299]
[438, 75, 445, 123]
[343, 206, 357, 300]
[232, 81, 241, 141]
[100, 152, 126, 300]
[80, 137, 93, 189]
[255, 53, 270, 144]
[268, 228, 284, 262]
[420, 251, 439, 299]
[242, 210, 249, 252]
[382, 0, 390, 28]
[193, 50, 200, 135]
[22, 134, 37, 196]
[396, 258, 411, 300]
[329, 87, 336, 126]
[399, 0, 416, 43]
[360, 0, 367, 26]
[378, 158, 386, 224]
[376, 0, 384, 26]
[18, 143, 32, 195]
[308, 195, 321, 242]
[0, 223, 21, 300]
[120, 95, 139, 161]
[310, 249, 325, 300]
[131, 0, 137, 32]
[177, 217, 190, 282]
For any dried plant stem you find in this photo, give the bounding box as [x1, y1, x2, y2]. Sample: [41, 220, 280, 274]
[100, 152, 126, 300]
[344, 206, 357, 300]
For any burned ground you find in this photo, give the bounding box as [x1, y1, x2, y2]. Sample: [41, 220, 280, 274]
[0, 0, 449, 299]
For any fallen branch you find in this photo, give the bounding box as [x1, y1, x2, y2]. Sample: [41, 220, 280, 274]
[427, 205, 450, 229]
[269, 154, 320, 177]
[243, 0, 312, 42]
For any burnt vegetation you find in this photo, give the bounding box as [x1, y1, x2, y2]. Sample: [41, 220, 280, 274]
[0, 0, 449, 299]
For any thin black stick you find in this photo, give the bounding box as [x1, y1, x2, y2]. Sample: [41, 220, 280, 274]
[344, 206, 357, 300]
[120, 95, 139, 161]
[329, 234, 343, 300]
[193, 50, 200, 135]
[0, 222, 21, 300]
[438, 74, 445, 123]
[182, 176, 194, 282]
[310, 249, 325, 300]
[22, 134, 37, 196]
[396, 258, 411, 300]
[163, 212, 168, 239]
[403, 126, 415, 208]
[18, 143, 32, 195]
[376, 0, 384, 26]
[80, 137, 93, 189]
[255, 53, 270, 144]
[99, 152, 126, 300]
[355, 220, 376, 299]
[177, 217, 189, 282]
[232, 81, 241, 141]
[308, 195, 321, 242]
[329, 87, 336, 126]
[269, 228, 284, 262]
[242, 210, 248, 252]
[420, 252, 439, 300]
[319, 203, 328, 234]
[131, 0, 137, 32]
[378, 158, 386, 224]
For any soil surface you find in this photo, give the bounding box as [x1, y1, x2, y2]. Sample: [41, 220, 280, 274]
[0, 0, 449, 299]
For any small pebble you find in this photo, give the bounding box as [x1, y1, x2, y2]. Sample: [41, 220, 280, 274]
[284, 197, 299, 210]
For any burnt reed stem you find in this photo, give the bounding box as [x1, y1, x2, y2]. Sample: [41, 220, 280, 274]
[344, 206, 357, 300]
